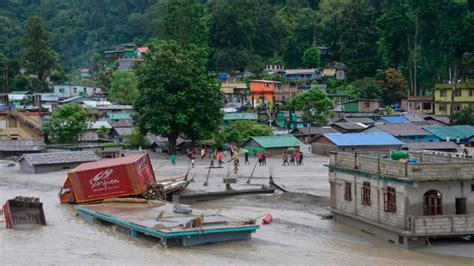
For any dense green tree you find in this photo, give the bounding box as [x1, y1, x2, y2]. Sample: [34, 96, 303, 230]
[160, 0, 208, 47]
[208, 0, 257, 72]
[453, 107, 474, 125]
[125, 128, 150, 149]
[350, 77, 383, 100]
[290, 88, 332, 126]
[22, 16, 58, 91]
[302, 47, 321, 68]
[43, 104, 91, 144]
[134, 40, 223, 154]
[377, 68, 408, 105]
[217, 121, 273, 146]
[108, 71, 139, 105]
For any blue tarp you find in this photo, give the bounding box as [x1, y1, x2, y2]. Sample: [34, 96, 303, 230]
[379, 116, 410, 123]
[323, 132, 404, 146]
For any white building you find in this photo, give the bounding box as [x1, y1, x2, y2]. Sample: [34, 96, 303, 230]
[54, 85, 102, 98]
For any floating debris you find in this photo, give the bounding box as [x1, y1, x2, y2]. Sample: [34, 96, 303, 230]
[76, 200, 259, 247]
[3, 196, 46, 229]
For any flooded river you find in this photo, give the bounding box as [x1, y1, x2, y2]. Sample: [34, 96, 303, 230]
[1, 155, 473, 265]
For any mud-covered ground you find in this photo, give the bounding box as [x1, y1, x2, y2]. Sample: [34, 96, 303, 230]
[0, 150, 473, 265]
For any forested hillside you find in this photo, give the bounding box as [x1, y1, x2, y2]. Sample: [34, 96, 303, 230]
[1, 0, 474, 94]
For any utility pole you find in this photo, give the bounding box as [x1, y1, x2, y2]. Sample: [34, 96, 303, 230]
[449, 67, 456, 125]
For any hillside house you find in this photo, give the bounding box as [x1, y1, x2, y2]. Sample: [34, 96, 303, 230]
[401, 96, 434, 115]
[249, 80, 281, 109]
[339, 99, 380, 113]
[221, 83, 247, 106]
[54, 85, 102, 98]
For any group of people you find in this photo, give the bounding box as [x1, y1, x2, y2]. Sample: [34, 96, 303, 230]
[282, 151, 304, 166]
[186, 147, 225, 168]
[257, 152, 267, 166]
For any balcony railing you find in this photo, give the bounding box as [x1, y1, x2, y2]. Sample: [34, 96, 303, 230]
[406, 214, 474, 235]
[329, 152, 474, 181]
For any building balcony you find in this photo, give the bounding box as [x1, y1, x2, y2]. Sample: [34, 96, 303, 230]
[406, 215, 474, 236]
[329, 152, 474, 182]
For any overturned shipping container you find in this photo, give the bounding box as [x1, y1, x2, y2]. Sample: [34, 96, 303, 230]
[60, 154, 156, 204]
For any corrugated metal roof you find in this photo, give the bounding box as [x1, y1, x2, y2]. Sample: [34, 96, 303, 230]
[223, 112, 257, 121]
[336, 117, 375, 124]
[19, 151, 100, 166]
[249, 135, 304, 148]
[108, 112, 134, 120]
[423, 125, 474, 140]
[369, 123, 433, 137]
[380, 116, 410, 123]
[112, 119, 133, 128]
[323, 132, 404, 146]
[291, 127, 338, 136]
[0, 140, 45, 151]
[114, 127, 133, 136]
[331, 122, 368, 130]
[285, 69, 317, 75]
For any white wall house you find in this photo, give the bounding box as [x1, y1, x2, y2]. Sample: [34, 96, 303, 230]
[54, 85, 102, 98]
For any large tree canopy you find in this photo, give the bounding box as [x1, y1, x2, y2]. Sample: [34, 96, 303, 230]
[134, 40, 223, 154]
[290, 88, 332, 126]
[43, 104, 91, 144]
[108, 70, 139, 105]
[22, 16, 58, 91]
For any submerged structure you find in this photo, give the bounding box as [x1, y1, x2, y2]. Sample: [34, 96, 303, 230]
[327, 151, 474, 248]
[76, 200, 259, 247]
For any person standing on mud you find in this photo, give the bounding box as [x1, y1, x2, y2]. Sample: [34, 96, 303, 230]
[295, 151, 301, 166]
[244, 151, 250, 165]
[299, 151, 304, 166]
[257, 152, 263, 166]
[262, 153, 267, 166]
[170, 154, 176, 165]
[217, 151, 224, 167]
[290, 152, 295, 166]
[282, 152, 288, 166]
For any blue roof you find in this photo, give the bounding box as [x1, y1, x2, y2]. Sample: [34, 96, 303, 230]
[380, 116, 410, 123]
[323, 132, 404, 146]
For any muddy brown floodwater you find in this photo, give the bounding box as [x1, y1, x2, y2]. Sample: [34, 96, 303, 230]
[1, 152, 473, 265]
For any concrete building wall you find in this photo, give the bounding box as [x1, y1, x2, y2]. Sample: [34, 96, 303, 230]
[406, 180, 474, 216]
[331, 171, 408, 229]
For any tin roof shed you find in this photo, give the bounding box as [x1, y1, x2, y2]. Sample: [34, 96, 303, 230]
[423, 125, 474, 140]
[321, 132, 404, 146]
[245, 135, 304, 148]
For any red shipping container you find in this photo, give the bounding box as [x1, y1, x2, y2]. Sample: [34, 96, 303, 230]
[60, 153, 156, 204]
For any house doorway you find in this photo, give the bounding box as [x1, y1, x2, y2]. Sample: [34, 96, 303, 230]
[423, 190, 443, 215]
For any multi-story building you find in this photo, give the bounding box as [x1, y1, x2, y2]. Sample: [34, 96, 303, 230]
[328, 151, 474, 248]
[0, 111, 45, 157]
[248, 80, 282, 109]
[54, 85, 102, 98]
[434, 83, 474, 116]
[401, 96, 434, 115]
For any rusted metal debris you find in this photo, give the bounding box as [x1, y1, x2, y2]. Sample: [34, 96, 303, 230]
[3, 196, 47, 229]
